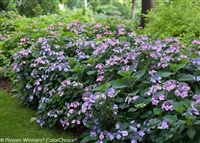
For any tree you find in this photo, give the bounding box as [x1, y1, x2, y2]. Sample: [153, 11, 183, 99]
[89, 0, 111, 11]
[62, 0, 82, 9]
[140, 0, 154, 28]
[130, 0, 136, 19]
[0, 0, 16, 12]
[16, 0, 59, 17]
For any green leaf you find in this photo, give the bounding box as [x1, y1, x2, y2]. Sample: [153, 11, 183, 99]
[194, 120, 200, 125]
[81, 136, 97, 143]
[178, 75, 194, 81]
[119, 104, 129, 109]
[140, 111, 152, 118]
[187, 128, 196, 139]
[142, 80, 150, 84]
[153, 108, 161, 115]
[173, 102, 184, 113]
[133, 97, 145, 104]
[120, 123, 129, 130]
[31, 50, 40, 58]
[168, 63, 186, 72]
[118, 70, 131, 77]
[156, 137, 164, 143]
[180, 99, 191, 108]
[185, 50, 192, 57]
[176, 63, 186, 71]
[106, 82, 112, 89]
[162, 115, 173, 120]
[161, 72, 173, 77]
[91, 86, 101, 91]
[87, 70, 96, 75]
[116, 97, 124, 103]
[133, 70, 146, 80]
[128, 108, 137, 112]
[128, 90, 140, 96]
[30, 117, 37, 123]
[172, 115, 178, 123]
[112, 81, 127, 89]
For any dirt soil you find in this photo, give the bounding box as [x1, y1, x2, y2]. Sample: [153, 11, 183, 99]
[0, 76, 13, 93]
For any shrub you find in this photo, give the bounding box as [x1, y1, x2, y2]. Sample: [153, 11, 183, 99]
[144, 0, 200, 44]
[0, 12, 93, 81]
[112, 1, 131, 19]
[13, 19, 200, 143]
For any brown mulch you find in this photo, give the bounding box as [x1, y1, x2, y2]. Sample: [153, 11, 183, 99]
[0, 75, 13, 93]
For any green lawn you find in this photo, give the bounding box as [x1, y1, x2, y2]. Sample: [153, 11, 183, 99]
[0, 90, 79, 143]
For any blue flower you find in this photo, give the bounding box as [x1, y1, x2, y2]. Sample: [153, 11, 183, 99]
[150, 74, 162, 83]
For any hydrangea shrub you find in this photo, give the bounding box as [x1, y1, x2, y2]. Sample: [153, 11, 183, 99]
[13, 21, 200, 143]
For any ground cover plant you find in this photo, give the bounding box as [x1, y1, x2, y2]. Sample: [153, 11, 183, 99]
[0, 89, 78, 143]
[11, 18, 200, 143]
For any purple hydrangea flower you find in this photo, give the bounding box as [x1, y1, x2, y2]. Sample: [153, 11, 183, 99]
[163, 80, 177, 91]
[174, 88, 188, 98]
[162, 100, 174, 111]
[116, 134, 121, 139]
[120, 130, 128, 136]
[105, 88, 115, 98]
[158, 119, 171, 129]
[184, 102, 199, 115]
[192, 58, 200, 65]
[116, 124, 120, 129]
[193, 94, 200, 104]
[152, 93, 165, 105]
[196, 76, 200, 81]
[90, 131, 97, 137]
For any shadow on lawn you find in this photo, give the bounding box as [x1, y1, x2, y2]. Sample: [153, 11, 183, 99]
[0, 75, 13, 93]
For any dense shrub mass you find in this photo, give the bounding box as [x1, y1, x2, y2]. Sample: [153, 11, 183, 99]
[144, 0, 200, 44]
[0, 11, 93, 80]
[12, 20, 200, 143]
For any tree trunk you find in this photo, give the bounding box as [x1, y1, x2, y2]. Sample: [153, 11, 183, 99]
[130, 0, 136, 19]
[84, 0, 87, 15]
[140, 0, 153, 28]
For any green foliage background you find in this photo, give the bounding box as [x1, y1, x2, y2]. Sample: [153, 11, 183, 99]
[0, 0, 16, 11]
[143, 0, 200, 44]
[16, 0, 60, 17]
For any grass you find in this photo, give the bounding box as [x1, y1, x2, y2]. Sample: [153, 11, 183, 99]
[0, 89, 79, 143]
